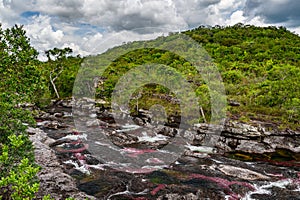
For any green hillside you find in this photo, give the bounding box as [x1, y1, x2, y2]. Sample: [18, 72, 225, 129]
[186, 24, 299, 127]
[83, 24, 299, 128]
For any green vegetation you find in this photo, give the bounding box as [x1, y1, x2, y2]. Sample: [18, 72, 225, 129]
[42, 47, 82, 99]
[185, 24, 299, 127]
[0, 23, 299, 198]
[89, 24, 299, 128]
[0, 23, 82, 200]
[0, 24, 42, 199]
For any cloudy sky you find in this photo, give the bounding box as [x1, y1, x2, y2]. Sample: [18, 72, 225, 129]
[0, 0, 299, 60]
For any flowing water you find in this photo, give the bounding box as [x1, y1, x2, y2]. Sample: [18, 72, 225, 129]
[39, 101, 300, 199]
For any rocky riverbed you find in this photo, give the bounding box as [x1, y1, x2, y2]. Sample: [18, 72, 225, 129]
[28, 99, 300, 199]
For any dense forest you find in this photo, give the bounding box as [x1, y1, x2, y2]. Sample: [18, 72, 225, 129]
[0, 23, 299, 199]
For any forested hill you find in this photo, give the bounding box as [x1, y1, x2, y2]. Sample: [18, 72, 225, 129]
[184, 24, 300, 127]
[84, 24, 299, 129]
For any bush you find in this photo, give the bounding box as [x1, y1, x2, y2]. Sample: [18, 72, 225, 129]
[0, 24, 44, 199]
[0, 135, 40, 200]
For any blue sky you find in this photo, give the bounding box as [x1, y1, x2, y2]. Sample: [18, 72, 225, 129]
[0, 0, 299, 60]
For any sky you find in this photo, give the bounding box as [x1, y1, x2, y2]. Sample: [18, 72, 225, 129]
[0, 0, 299, 60]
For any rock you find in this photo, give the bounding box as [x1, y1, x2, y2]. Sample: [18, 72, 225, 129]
[137, 109, 152, 123]
[218, 164, 270, 180]
[61, 100, 74, 108]
[224, 121, 263, 139]
[158, 193, 198, 200]
[193, 123, 224, 139]
[39, 112, 51, 119]
[185, 145, 216, 154]
[27, 127, 41, 135]
[228, 100, 241, 106]
[156, 126, 177, 137]
[82, 97, 95, 103]
[236, 140, 273, 154]
[53, 112, 63, 118]
[264, 136, 300, 153]
[133, 116, 145, 126]
[62, 112, 72, 118]
[109, 131, 138, 147]
[95, 99, 107, 104]
[184, 150, 209, 158]
[29, 128, 95, 200]
[86, 119, 99, 127]
[36, 120, 64, 129]
[81, 103, 95, 110]
[47, 130, 74, 140]
[86, 119, 108, 127]
[35, 102, 300, 200]
[85, 155, 100, 165]
[183, 130, 196, 141]
[49, 138, 71, 147]
[26, 127, 56, 145]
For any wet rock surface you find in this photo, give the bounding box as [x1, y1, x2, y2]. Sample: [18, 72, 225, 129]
[32, 99, 300, 199]
[28, 127, 96, 200]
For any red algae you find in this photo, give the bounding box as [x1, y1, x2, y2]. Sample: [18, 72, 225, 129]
[122, 147, 157, 157]
[74, 152, 86, 160]
[151, 184, 166, 195]
[189, 173, 254, 199]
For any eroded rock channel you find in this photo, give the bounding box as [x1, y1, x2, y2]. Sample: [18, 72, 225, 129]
[29, 99, 300, 200]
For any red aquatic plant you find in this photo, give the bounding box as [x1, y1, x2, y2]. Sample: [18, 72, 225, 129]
[151, 184, 166, 195]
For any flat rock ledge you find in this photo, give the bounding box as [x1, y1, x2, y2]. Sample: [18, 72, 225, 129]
[28, 127, 96, 200]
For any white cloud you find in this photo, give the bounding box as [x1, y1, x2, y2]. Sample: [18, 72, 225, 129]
[81, 0, 188, 31]
[289, 27, 300, 36]
[0, 0, 19, 28]
[218, 0, 239, 10]
[24, 15, 64, 59]
[81, 29, 166, 55]
[225, 10, 246, 25]
[173, 0, 221, 27]
[0, 0, 299, 59]
[204, 0, 247, 26]
[33, 0, 84, 19]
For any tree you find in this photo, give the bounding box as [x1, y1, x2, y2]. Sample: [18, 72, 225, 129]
[0, 24, 42, 199]
[44, 47, 73, 98]
[0, 24, 43, 103]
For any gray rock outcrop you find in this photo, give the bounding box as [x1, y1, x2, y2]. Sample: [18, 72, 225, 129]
[28, 127, 95, 200]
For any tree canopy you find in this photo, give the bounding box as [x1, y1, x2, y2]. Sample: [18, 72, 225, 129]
[91, 24, 299, 128]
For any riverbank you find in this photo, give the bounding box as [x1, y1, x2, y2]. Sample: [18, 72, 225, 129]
[28, 99, 300, 199]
